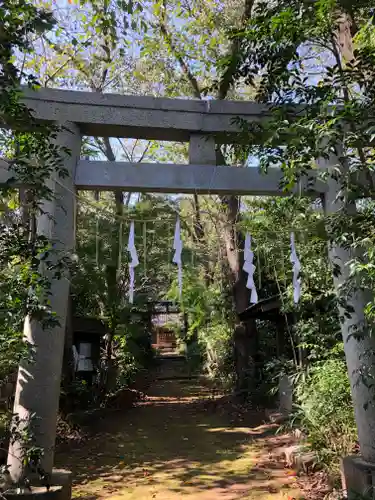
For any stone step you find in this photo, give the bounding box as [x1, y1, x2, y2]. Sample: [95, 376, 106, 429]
[155, 356, 191, 380]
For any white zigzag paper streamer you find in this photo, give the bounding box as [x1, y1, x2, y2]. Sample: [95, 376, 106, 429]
[243, 233, 258, 304]
[290, 232, 301, 304]
[127, 221, 139, 304]
[172, 216, 183, 299]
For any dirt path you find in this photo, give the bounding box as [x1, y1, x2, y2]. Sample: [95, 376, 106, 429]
[56, 379, 302, 500]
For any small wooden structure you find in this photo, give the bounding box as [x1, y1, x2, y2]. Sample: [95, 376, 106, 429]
[239, 295, 293, 359]
[72, 317, 107, 379]
[148, 301, 184, 350]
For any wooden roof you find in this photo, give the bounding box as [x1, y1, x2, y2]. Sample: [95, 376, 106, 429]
[238, 296, 281, 321]
[72, 316, 107, 335]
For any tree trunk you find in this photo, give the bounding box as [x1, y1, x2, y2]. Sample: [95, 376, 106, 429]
[105, 190, 124, 389]
[95, 138, 124, 394]
[61, 294, 75, 385]
[60, 295, 75, 417]
[158, 0, 257, 396]
[221, 192, 258, 397]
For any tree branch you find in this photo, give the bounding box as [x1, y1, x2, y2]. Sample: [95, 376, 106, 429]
[157, 7, 202, 99]
[138, 141, 152, 163]
[103, 137, 116, 162]
[217, 0, 255, 100]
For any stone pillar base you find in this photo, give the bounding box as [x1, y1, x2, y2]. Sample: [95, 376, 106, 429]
[341, 455, 375, 499]
[3, 486, 63, 500]
[4, 468, 72, 500]
[279, 374, 293, 416]
[51, 469, 72, 500]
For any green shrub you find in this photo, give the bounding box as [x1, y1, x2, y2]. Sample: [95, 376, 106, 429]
[185, 341, 203, 374]
[0, 410, 11, 443]
[295, 358, 357, 466]
[115, 350, 140, 389]
[199, 323, 234, 390]
[114, 324, 155, 389]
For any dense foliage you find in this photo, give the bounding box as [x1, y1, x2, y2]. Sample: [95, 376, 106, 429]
[295, 357, 357, 465]
[223, 0, 375, 468]
[3, 0, 375, 490]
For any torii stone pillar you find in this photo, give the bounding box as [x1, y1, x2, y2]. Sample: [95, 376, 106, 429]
[323, 166, 375, 465]
[189, 134, 216, 165]
[8, 122, 81, 481]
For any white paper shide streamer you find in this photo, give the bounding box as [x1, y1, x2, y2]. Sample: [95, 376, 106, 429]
[290, 232, 301, 304]
[127, 221, 139, 304]
[172, 216, 183, 298]
[243, 233, 258, 304]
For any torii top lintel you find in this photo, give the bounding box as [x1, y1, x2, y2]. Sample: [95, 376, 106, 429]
[19, 87, 270, 142]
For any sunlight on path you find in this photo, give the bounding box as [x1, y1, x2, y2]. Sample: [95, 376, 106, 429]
[57, 379, 301, 500]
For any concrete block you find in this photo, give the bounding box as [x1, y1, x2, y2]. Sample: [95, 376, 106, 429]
[3, 486, 63, 500]
[341, 455, 375, 499]
[279, 375, 293, 416]
[51, 469, 72, 500]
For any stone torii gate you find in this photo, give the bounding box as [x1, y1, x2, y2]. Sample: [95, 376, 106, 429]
[2, 88, 374, 493]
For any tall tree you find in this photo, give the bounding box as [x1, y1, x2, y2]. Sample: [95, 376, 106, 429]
[225, 0, 375, 461]
[139, 0, 264, 393]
